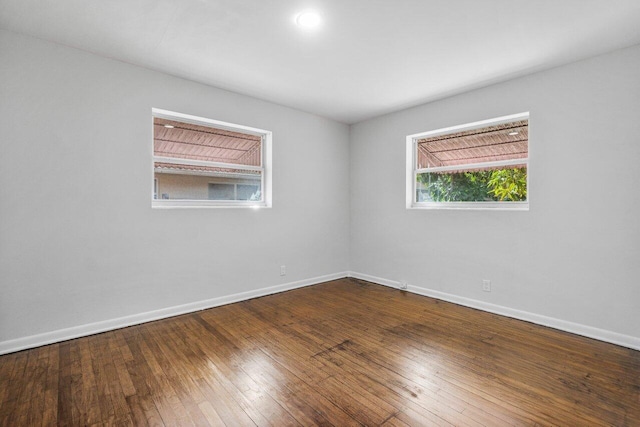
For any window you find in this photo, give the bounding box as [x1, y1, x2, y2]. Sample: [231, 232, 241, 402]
[152, 108, 272, 208]
[406, 112, 529, 210]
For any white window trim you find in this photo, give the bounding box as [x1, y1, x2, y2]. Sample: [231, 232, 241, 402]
[151, 108, 272, 209]
[406, 112, 530, 210]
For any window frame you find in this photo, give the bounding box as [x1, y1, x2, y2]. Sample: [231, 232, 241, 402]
[151, 108, 272, 209]
[406, 112, 530, 211]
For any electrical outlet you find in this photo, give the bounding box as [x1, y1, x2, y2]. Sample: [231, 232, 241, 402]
[399, 281, 408, 290]
[482, 279, 491, 292]
[280, 265, 286, 276]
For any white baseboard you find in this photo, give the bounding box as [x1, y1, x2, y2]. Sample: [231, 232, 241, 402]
[348, 271, 640, 351]
[0, 272, 349, 355]
[3, 271, 638, 355]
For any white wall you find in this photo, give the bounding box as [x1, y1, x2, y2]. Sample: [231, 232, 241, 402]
[0, 30, 350, 345]
[2, 28, 638, 351]
[350, 45, 640, 342]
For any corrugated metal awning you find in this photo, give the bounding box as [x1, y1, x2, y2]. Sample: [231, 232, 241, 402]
[154, 118, 261, 167]
[417, 120, 528, 170]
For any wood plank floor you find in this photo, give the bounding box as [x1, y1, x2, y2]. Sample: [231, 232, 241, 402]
[1, 278, 639, 426]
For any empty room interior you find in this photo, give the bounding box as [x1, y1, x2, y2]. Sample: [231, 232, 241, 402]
[1, 1, 639, 426]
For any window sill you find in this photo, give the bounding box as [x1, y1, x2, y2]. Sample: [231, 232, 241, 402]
[152, 200, 271, 209]
[409, 202, 528, 211]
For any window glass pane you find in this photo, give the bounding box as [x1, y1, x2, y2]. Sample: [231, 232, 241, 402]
[416, 120, 528, 169]
[154, 166, 262, 201]
[417, 166, 527, 203]
[154, 118, 262, 167]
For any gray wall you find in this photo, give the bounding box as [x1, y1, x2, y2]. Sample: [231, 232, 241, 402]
[0, 30, 350, 343]
[350, 45, 640, 339]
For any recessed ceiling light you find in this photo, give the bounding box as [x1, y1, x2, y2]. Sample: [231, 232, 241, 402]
[164, 124, 175, 128]
[295, 11, 322, 30]
[508, 131, 519, 136]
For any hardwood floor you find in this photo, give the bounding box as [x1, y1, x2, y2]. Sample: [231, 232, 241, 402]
[1, 278, 638, 426]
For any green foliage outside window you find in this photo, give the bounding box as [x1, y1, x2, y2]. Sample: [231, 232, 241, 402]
[417, 167, 527, 202]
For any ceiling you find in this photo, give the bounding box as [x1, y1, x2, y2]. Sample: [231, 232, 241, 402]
[1, 1, 640, 124]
